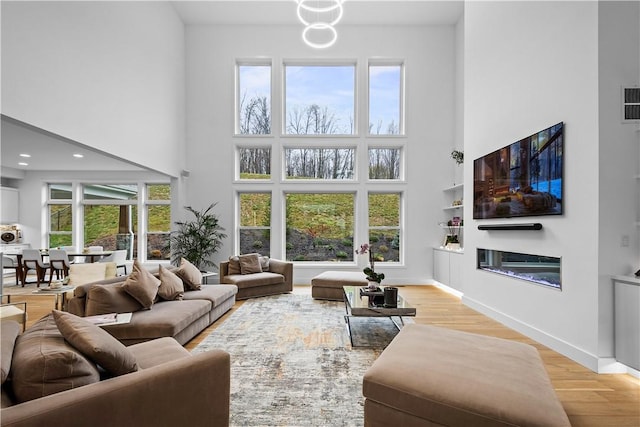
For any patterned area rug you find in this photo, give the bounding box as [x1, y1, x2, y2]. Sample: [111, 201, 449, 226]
[192, 293, 404, 426]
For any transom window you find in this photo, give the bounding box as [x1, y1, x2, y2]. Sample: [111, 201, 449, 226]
[284, 148, 355, 180]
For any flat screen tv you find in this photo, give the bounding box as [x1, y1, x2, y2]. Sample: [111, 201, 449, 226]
[473, 122, 563, 219]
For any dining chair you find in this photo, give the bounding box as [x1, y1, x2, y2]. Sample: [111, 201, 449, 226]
[99, 249, 128, 275]
[2, 256, 23, 287]
[21, 249, 50, 287]
[48, 249, 72, 281]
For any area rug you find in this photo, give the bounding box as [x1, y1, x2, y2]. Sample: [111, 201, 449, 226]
[192, 293, 405, 426]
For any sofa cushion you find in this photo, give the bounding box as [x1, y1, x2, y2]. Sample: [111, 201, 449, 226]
[123, 261, 161, 309]
[158, 264, 184, 301]
[228, 256, 241, 275]
[101, 300, 211, 343]
[10, 314, 100, 403]
[128, 337, 190, 369]
[1, 321, 21, 384]
[222, 272, 284, 289]
[68, 262, 108, 286]
[176, 258, 202, 291]
[239, 253, 262, 274]
[86, 283, 143, 316]
[52, 310, 138, 376]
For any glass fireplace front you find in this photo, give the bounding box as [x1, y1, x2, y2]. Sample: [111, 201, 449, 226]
[477, 248, 561, 290]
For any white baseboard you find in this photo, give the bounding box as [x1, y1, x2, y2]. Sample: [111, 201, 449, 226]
[462, 295, 625, 374]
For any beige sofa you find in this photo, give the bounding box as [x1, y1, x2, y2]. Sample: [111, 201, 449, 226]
[219, 256, 293, 300]
[1, 318, 230, 427]
[66, 268, 238, 346]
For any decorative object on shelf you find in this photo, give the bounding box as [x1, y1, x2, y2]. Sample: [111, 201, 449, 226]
[451, 150, 464, 165]
[445, 217, 462, 250]
[168, 203, 227, 271]
[356, 243, 385, 286]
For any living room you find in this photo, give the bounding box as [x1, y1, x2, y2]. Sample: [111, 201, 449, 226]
[1, 0, 639, 425]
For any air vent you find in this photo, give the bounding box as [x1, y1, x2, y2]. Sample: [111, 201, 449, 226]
[623, 87, 640, 122]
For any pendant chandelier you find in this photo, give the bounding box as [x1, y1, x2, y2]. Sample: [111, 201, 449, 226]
[296, 0, 344, 49]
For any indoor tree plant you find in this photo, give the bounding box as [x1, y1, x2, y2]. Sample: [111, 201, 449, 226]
[169, 203, 227, 271]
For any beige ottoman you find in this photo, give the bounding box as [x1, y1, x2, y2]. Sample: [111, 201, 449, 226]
[311, 271, 368, 300]
[363, 324, 571, 427]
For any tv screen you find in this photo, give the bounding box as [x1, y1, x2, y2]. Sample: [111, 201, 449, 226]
[473, 122, 563, 219]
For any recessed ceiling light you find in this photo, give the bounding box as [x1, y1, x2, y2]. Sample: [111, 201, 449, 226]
[18, 162, 28, 166]
[19, 153, 31, 158]
[73, 153, 84, 158]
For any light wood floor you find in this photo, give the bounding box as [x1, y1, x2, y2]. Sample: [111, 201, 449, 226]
[6, 284, 639, 426]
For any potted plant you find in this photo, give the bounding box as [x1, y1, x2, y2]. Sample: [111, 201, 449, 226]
[451, 150, 464, 165]
[169, 203, 227, 271]
[356, 243, 385, 289]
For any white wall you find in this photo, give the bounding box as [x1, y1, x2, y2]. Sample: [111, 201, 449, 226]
[1, 1, 186, 177]
[185, 23, 457, 283]
[464, 1, 605, 370]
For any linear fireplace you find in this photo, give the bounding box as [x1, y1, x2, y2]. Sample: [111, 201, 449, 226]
[477, 248, 561, 290]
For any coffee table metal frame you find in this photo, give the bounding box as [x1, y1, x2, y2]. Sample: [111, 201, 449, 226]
[342, 285, 416, 347]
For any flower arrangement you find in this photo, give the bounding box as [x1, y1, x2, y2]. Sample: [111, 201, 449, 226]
[355, 243, 385, 283]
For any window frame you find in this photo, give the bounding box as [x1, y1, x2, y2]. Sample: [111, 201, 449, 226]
[46, 183, 74, 248]
[368, 191, 403, 265]
[235, 59, 273, 136]
[367, 60, 405, 137]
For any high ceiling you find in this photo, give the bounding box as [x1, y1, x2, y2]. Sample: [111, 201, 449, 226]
[171, 1, 463, 26]
[1, 1, 463, 175]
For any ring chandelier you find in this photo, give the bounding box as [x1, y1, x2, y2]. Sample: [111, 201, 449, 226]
[296, 0, 344, 49]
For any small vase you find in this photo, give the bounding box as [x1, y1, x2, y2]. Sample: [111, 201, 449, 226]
[368, 281, 379, 290]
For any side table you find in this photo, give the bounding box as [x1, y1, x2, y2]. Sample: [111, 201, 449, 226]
[201, 272, 219, 284]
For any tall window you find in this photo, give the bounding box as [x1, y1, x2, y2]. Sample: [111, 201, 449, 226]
[82, 184, 138, 256]
[47, 184, 73, 248]
[368, 193, 401, 263]
[239, 193, 271, 256]
[368, 63, 403, 135]
[285, 64, 355, 135]
[146, 184, 171, 260]
[237, 63, 271, 135]
[285, 193, 354, 262]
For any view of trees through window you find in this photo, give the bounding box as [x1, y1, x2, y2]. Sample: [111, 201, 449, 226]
[238, 64, 271, 135]
[368, 193, 401, 262]
[146, 184, 171, 260]
[48, 184, 73, 248]
[285, 193, 355, 262]
[369, 148, 401, 179]
[285, 148, 354, 180]
[239, 193, 271, 256]
[285, 65, 355, 135]
[236, 60, 404, 263]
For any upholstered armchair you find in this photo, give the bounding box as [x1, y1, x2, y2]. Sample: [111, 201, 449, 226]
[219, 254, 292, 300]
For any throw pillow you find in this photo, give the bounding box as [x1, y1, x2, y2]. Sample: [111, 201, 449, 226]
[239, 253, 262, 274]
[52, 310, 138, 376]
[85, 283, 143, 316]
[259, 255, 270, 271]
[122, 260, 161, 309]
[176, 258, 202, 290]
[157, 264, 184, 300]
[228, 256, 241, 275]
[68, 263, 107, 286]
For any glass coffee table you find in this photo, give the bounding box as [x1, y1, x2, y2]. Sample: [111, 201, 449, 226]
[342, 285, 416, 347]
